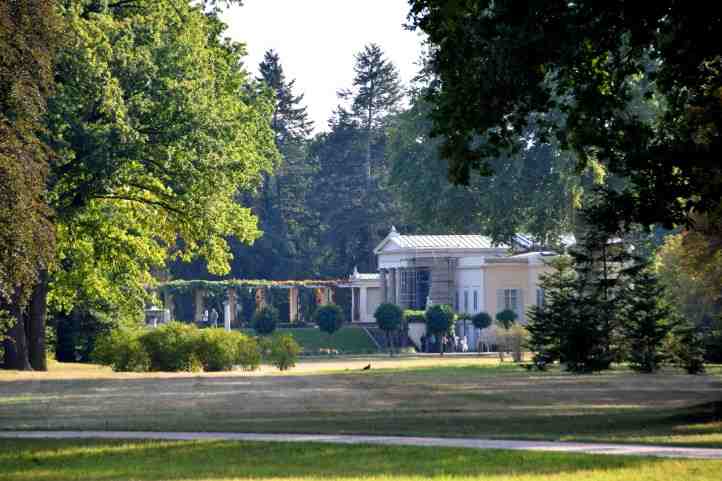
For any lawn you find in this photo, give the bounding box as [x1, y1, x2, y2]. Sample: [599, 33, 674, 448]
[277, 326, 378, 354]
[1, 358, 721, 448]
[241, 326, 379, 354]
[1, 438, 721, 481]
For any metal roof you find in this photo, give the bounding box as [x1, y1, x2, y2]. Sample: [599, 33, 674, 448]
[391, 235, 501, 250]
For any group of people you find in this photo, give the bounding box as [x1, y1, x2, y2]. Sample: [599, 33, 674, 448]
[420, 333, 469, 353]
[200, 308, 220, 327]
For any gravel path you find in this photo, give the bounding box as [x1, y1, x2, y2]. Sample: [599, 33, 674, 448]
[2, 431, 722, 460]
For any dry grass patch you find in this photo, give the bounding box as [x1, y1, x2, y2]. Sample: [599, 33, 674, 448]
[1, 359, 721, 447]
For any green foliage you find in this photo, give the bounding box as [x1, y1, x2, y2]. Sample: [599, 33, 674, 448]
[94, 322, 260, 373]
[666, 323, 707, 375]
[314, 304, 344, 336]
[253, 306, 279, 335]
[267, 333, 300, 371]
[138, 322, 201, 372]
[54, 308, 119, 363]
[0, 0, 57, 312]
[495, 309, 517, 330]
[425, 304, 455, 346]
[375, 303, 403, 356]
[526, 256, 616, 373]
[195, 329, 241, 372]
[387, 73, 580, 243]
[403, 310, 426, 324]
[42, 0, 278, 360]
[92, 329, 150, 372]
[621, 270, 673, 373]
[408, 1, 722, 235]
[375, 303, 403, 333]
[236, 334, 261, 371]
[471, 312, 493, 330]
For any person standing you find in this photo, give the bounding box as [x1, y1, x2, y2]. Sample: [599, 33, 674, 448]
[210, 308, 219, 328]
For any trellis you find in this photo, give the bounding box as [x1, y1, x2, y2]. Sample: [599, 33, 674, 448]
[156, 279, 345, 326]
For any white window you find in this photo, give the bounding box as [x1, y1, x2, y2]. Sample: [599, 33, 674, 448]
[504, 289, 518, 311]
[536, 288, 545, 306]
[473, 290, 479, 312]
[463, 290, 469, 313]
[497, 288, 524, 322]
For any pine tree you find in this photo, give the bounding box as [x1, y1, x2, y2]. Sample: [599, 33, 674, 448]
[527, 256, 577, 369]
[621, 268, 672, 373]
[341, 43, 403, 181]
[227, 50, 319, 280]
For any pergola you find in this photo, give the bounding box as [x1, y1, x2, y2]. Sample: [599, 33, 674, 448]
[156, 279, 348, 327]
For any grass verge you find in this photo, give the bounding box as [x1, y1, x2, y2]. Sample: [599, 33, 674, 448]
[1, 439, 722, 481]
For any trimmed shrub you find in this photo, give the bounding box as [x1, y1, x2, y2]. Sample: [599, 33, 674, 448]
[236, 334, 261, 371]
[375, 303, 403, 356]
[496, 309, 517, 329]
[425, 304, 455, 355]
[314, 304, 344, 336]
[92, 329, 150, 372]
[267, 333, 300, 371]
[139, 322, 201, 372]
[472, 312, 493, 330]
[403, 310, 426, 324]
[253, 306, 279, 335]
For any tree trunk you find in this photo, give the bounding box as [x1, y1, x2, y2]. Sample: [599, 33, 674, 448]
[2, 301, 32, 370]
[27, 271, 48, 371]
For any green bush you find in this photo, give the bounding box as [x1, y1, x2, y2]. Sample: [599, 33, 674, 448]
[195, 328, 239, 372]
[92, 329, 150, 372]
[472, 312, 493, 330]
[496, 309, 518, 329]
[425, 304, 455, 354]
[314, 304, 344, 336]
[253, 306, 279, 335]
[139, 322, 201, 372]
[375, 303, 404, 356]
[236, 334, 261, 371]
[403, 310, 426, 324]
[267, 333, 300, 371]
[667, 323, 706, 374]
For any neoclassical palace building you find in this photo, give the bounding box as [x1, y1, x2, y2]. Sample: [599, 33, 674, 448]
[348, 227, 560, 343]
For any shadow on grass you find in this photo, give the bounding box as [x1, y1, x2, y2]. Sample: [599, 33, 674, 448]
[0, 439, 706, 481]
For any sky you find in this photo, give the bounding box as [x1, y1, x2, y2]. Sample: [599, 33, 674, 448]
[221, 0, 424, 132]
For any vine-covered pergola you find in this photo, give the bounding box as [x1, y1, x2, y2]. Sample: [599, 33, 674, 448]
[156, 279, 350, 326]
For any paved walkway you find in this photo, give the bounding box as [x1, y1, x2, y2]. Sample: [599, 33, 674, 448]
[3, 431, 722, 460]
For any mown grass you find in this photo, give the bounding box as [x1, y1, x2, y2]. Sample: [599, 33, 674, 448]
[239, 327, 378, 354]
[1, 359, 721, 447]
[277, 327, 378, 354]
[1, 439, 721, 481]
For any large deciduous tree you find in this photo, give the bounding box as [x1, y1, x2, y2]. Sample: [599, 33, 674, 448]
[0, 0, 59, 369]
[2, 0, 277, 369]
[408, 1, 722, 234]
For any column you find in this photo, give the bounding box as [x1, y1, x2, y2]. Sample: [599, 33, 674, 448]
[194, 289, 205, 322]
[223, 302, 231, 332]
[227, 288, 237, 326]
[351, 287, 356, 322]
[389, 269, 397, 305]
[289, 287, 299, 323]
[395, 268, 402, 306]
[380, 269, 388, 303]
[163, 291, 175, 322]
[359, 286, 368, 323]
